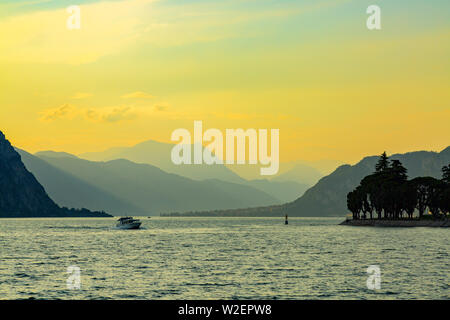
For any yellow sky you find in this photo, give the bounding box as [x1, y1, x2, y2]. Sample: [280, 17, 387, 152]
[0, 0, 449, 164]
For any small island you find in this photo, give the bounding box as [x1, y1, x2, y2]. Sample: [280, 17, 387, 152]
[342, 152, 449, 227]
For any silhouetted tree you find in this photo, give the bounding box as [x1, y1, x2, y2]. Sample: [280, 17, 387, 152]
[410, 177, 438, 218]
[439, 186, 450, 216]
[346, 154, 450, 220]
[390, 159, 408, 182]
[442, 164, 450, 183]
[402, 181, 417, 219]
[438, 164, 450, 216]
[347, 190, 361, 220]
[428, 180, 446, 218]
[375, 152, 389, 172]
[360, 173, 381, 219]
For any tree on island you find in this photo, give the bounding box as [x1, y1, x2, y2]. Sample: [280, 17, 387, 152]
[375, 151, 389, 172]
[347, 152, 449, 220]
[443, 164, 450, 183]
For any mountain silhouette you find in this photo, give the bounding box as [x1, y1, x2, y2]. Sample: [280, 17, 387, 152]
[267, 147, 450, 217]
[223, 162, 324, 183]
[35, 150, 79, 159]
[79, 139, 313, 202]
[271, 163, 323, 185]
[80, 140, 244, 183]
[170, 147, 450, 217]
[0, 131, 111, 217]
[18, 149, 143, 215]
[31, 153, 281, 215]
[244, 179, 309, 202]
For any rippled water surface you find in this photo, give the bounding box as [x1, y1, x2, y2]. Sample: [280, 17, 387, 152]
[0, 217, 448, 299]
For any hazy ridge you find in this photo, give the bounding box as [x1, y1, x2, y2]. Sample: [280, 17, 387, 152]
[0, 131, 110, 218]
[25, 153, 281, 215]
[163, 147, 450, 217]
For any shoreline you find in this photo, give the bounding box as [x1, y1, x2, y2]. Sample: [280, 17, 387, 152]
[340, 219, 450, 228]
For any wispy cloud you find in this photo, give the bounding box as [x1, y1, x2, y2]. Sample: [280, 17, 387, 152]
[121, 91, 155, 99]
[0, 0, 159, 64]
[211, 112, 301, 122]
[71, 92, 93, 99]
[0, 0, 353, 64]
[153, 104, 168, 112]
[39, 103, 167, 123]
[39, 104, 76, 121]
[39, 102, 294, 124]
[85, 106, 138, 123]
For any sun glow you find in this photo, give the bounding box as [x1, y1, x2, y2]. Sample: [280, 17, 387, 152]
[0, 0, 448, 164]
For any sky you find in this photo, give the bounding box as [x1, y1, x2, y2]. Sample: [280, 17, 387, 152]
[0, 0, 449, 164]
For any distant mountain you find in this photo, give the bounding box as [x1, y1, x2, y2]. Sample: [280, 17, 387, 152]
[271, 163, 323, 185]
[298, 159, 343, 176]
[226, 162, 324, 186]
[18, 149, 143, 216]
[0, 131, 110, 218]
[284, 148, 450, 217]
[33, 155, 280, 215]
[80, 140, 245, 184]
[244, 179, 309, 202]
[79, 139, 311, 202]
[35, 151, 79, 159]
[169, 147, 450, 217]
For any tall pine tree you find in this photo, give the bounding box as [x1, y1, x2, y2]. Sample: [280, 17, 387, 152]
[375, 152, 389, 172]
[442, 164, 450, 183]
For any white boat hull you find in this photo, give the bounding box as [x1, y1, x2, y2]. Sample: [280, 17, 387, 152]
[116, 222, 142, 229]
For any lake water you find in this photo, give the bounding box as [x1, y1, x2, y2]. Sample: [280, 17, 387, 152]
[0, 217, 448, 300]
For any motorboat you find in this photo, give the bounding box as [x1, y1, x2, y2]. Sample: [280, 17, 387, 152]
[116, 217, 141, 229]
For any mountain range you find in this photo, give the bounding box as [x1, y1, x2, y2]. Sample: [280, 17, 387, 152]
[166, 147, 450, 217]
[79, 140, 314, 202]
[79, 140, 338, 183]
[286, 147, 450, 216]
[0, 131, 110, 218]
[3, 127, 447, 218]
[13, 139, 324, 216]
[80, 140, 244, 183]
[19, 150, 283, 215]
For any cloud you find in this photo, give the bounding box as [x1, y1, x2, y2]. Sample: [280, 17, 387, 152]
[211, 112, 301, 122]
[40, 104, 155, 123]
[153, 104, 168, 112]
[71, 92, 93, 99]
[39, 103, 294, 124]
[39, 104, 76, 121]
[85, 106, 138, 123]
[121, 91, 155, 99]
[0, 0, 352, 65]
[0, 0, 159, 64]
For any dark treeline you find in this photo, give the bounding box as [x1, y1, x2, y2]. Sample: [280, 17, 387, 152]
[347, 152, 450, 220]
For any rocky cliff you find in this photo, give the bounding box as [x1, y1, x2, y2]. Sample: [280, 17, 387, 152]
[0, 130, 111, 217]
